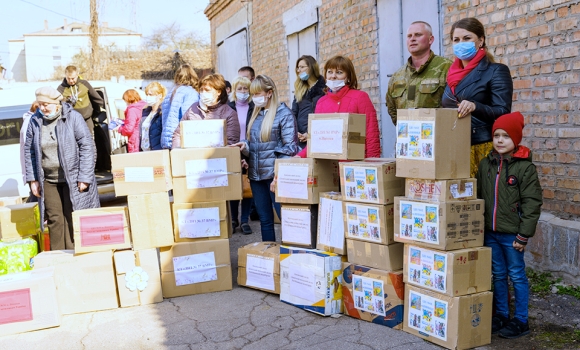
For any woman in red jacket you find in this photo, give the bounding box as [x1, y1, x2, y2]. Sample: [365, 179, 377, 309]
[296, 55, 381, 158]
[116, 89, 146, 153]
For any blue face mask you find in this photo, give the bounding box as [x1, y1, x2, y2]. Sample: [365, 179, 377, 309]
[453, 41, 478, 60]
[299, 72, 309, 81]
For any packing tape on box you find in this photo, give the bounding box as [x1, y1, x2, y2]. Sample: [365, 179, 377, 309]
[348, 132, 366, 145]
[113, 166, 166, 181]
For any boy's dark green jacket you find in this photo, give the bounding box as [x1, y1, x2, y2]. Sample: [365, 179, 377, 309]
[476, 145, 543, 245]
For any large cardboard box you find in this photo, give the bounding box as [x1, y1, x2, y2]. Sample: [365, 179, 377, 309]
[128, 192, 174, 249]
[0, 196, 23, 207]
[159, 240, 232, 298]
[396, 108, 470, 180]
[171, 147, 242, 202]
[344, 202, 395, 245]
[114, 249, 163, 308]
[404, 285, 492, 350]
[172, 201, 230, 242]
[275, 158, 339, 204]
[179, 119, 226, 148]
[112, 149, 173, 196]
[32, 250, 118, 315]
[279, 246, 342, 316]
[394, 197, 484, 251]
[404, 244, 491, 297]
[0, 203, 41, 240]
[405, 178, 477, 202]
[307, 113, 366, 160]
[281, 204, 318, 249]
[316, 192, 345, 254]
[0, 267, 60, 337]
[72, 207, 132, 254]
[0, 237, 38, 275]
[237, 242, 280, 294]
[342, 263, 405, 329]
[346, 239, 404, 271]
[339, 159, 404, 205]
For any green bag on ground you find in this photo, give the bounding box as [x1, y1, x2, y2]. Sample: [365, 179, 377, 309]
[0, 237, 38, 275]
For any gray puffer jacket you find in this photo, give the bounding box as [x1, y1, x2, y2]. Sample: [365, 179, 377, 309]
[24, 103, 100, 231]
[242, 102, 298, 181]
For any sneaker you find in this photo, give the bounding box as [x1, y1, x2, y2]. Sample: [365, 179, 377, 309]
[492, 315, 509, 334]
[232, 221, 239, 232]
[250, 210, 259, 221]
[240, 223, 253, 235]
[499, 319, 530, 339]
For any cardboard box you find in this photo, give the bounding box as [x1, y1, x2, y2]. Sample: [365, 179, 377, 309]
[340, 159, 404, 205]
[404, 244, 491, 297]
[0, 267, 60, 337]
[344, 202, 395, 245]
[0, 203, 41, 240]
[114, 248, 163, 308]
[237, 242, 280, 294]
[342, 263, 404, 329]
[112, 149, 173, 196]
[159, 240, 232, 298]
[128, 192, 174, 249]
[394, 197, 485, 251]
[404, 285, 492, 350]
[274, 158, 339, 204]
[179, 119, 226, 148]
[172, 201, 230, 242]
[0, 237, 38, 275]
[171, 147, 242, 202]
[396, 108, 470, 180]
[32, 250, 118, 315]
[72, 207, 132, 254]
[346, 239, 404, 271]
[307, 113, 366, 160]
[405, 178, 477, 202]
[316, 192, 345, 254]
[0, 196, 23, 207]
[279, 246, 343, 316]
[281, 204, 318, 249]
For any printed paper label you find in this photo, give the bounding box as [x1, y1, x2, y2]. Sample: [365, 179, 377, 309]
[185, 158, 229, 189]
[310, 119, 344, 154]
[352, 275, 386, 316]
[281, 208, 312, 245]
[408, 246, 448, 293]
[0, 288, 33, 325]
[182, 120, 225, 148]
[343, 166, 379, 203]
[124, 167, 154, 182]
[449, 182, 474, 199]
[173, 252, 217, 286]
[396, 121, 435, 161]
[289, 265, 316, 302]
[346, 203, 382, 243]
[277, 164, 309, 200]
[318, 198, 345, 249]
[80, 214, 125, 247]
[178, 207, 220, 238]
[245, 254, 275, 291]
[408, 290, 448, 341]
[399, 200, 439, 245]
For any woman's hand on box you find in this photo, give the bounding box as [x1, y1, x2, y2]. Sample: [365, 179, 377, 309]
[241, 159, 249, 169]
[270, 178, 276, 193]
[30, 181, 41, 197]
[230, 142, 246, 152]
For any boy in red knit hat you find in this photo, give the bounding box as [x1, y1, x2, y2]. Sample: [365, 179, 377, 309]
[476, 111, 543, 339]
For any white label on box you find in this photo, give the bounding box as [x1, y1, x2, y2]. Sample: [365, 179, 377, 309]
[408, 246, 448, 293]
[245, 254, 275, 291]
[277, 164, 309, 200]
[318, 198, 344, 249]
[352, 275, 386, 316]
[185, 158, 229, 189]
[173, 252, 218, 286]
[289, 265, 316, 302]
[177, 207, 220, 238]
[408, 290, 448, 341]
[449, 182, 474, 199]
[281, 208, 312, 245]
[396, 121, 435, 161]
[343, 166, 380, 203]
[310, 119, 344, 154]
[124, 167, 154, 182]
[346, 203, 382, 243]
[399, 200, 439, 244]
[182, 120, 225, 148]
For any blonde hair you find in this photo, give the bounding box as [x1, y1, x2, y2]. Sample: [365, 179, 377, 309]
[247, 75, 279, 142]
[145, 82, 167, 99]
[230, 76, 252, 102]
[294, 55, 321, 103]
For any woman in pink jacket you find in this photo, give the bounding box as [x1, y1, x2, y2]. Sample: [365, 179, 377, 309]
[296, 55, 381, 158]
[116, 89, 146, 153]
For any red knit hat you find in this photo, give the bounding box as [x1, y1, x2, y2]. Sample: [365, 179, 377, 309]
[492, 112, 525, 146]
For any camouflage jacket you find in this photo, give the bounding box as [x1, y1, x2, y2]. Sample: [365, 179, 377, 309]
[386, 51, 452, 124]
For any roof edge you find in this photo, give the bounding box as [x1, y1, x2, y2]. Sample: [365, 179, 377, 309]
[205, 0, 234, 20]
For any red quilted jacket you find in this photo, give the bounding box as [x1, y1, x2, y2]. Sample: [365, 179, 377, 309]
[118, 100, 147, 153]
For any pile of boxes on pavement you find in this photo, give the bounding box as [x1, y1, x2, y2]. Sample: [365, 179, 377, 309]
[0, 111, 494, 349]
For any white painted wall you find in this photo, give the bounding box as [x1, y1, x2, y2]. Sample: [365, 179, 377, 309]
[8, 40, 26, 82]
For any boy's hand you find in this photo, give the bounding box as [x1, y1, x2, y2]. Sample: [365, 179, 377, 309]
[513, 241, 526, 252]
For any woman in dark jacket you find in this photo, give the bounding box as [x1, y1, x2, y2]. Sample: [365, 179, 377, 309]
[291, 55, 326, 149]
[441, 17, 513, 177]
[24, 87, 99, 250]
[140, 82, 166, 151]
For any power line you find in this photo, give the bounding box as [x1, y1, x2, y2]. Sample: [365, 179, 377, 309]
[20, 0, 87, 23]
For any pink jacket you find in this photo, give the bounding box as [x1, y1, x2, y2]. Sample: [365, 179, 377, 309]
[118, 100, 147, 153]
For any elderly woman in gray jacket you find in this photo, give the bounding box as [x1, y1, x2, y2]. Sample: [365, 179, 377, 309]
[24, 87, 100, 250]
[232, 75, 298, 242]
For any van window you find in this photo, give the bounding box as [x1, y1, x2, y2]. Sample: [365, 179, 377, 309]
[0, 104, 29, 146]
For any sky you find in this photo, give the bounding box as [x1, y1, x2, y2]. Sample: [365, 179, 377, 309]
[0, 0, 211, 68]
